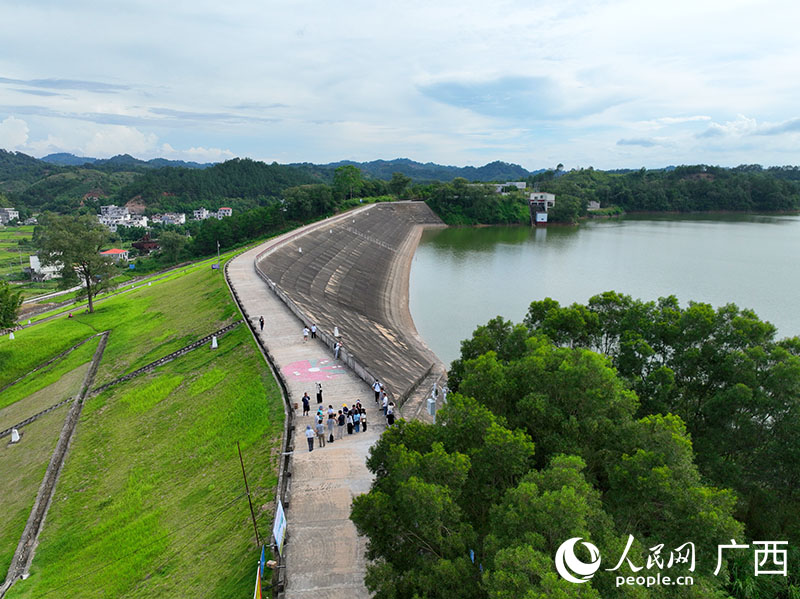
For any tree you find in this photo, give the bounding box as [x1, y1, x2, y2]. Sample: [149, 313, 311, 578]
[0, 280, 23, 328]
[159, 230, 187, 263]
[389, 172, 412, 197]
[333, 165, 363, 200]
[34, 213, 118, 313]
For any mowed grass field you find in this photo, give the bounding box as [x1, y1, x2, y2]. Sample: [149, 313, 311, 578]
[0, 225, 34, 278]
[0, 255, 239, 389]
[0, 251, 285, 598]
[0, 356, 96, 581]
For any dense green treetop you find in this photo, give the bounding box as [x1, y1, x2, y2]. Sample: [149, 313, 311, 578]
[33, 213, 120, 313]
[353, 293, 800, 598]
[0, 280, 23, 327]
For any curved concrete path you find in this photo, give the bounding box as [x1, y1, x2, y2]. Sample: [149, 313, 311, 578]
[228, 211, 384, 599]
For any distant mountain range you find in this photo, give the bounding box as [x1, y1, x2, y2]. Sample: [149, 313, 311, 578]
[41, 153, 213, 170]
[38, 152, 543, 182]
[0, 148, 551, 216]
[296, 158, 543, 183]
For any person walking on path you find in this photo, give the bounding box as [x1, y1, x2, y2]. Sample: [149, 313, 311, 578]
[327, 413, 336, 443]
[372, 380, 381, 402]
[353, 409, 361, 433]
[311, 323, 317, 339]
[336, 410, 345, 439]
[346, 411, 354, 435]
[316, 382, 323, 404]
[382, 395, 388, 417]
[305, 425, 315, 451]
[302, 393, 310, 416]
[259, 316, 264, 331]
[386, 402, 395, 426]
[302, 327, 310, 342]
[327, 404, 335, 418]
[361, 408, 367, 432]
[333, 341, 341, 359]
[316, 419, 326, 448]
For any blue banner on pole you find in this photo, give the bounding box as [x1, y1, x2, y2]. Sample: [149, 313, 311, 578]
[260, 545, 265, 577]
[211, 263, 220, 270]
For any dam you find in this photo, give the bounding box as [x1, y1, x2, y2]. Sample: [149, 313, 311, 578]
[226, 200, 447, 599]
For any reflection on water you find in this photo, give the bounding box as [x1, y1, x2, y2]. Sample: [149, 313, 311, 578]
[410, 215, 800, 365]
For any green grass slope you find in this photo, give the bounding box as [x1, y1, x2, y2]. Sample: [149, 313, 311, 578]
[0, 257, 238, 389]
[1, 252, 284, 598]
[6, 325, 282, 599]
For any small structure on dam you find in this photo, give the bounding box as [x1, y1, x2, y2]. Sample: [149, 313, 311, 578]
[529, 191, 556, 225]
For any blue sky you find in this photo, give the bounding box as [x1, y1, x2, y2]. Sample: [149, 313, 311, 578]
[1, 0, 799, 170]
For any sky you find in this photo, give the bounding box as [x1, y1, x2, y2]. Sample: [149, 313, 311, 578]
[1, 0, 799, 170]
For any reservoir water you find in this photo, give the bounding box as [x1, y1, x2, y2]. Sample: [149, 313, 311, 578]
[408, 214, 800, 365]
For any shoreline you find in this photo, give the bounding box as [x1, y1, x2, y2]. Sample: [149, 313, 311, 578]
[385, 219, 448, 368]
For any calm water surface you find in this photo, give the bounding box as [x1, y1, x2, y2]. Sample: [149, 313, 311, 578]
[408, 215, 800, 365]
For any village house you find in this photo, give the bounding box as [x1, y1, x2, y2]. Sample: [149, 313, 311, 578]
[27, 255, 61, 281]
[193, 208, 210, 220]
[98, 205, 148, 231]
[0, 207, 20, 224]
[151, 212, 186, 225]
[100, 248, 129, 262]
[492, 182, 527, 194]
[132, 234, 160, 254]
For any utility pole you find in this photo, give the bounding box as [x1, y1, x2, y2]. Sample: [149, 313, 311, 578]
[238, 441, 261, 546]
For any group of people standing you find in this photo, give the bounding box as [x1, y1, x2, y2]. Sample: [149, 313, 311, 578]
[302, 323, 318, 342]
[373, 379, 396, 426]
[303, 401, 370, 451]
[300, 379, 398, 451]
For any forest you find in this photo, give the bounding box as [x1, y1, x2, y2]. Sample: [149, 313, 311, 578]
[417, 165, 800, 225]
[351, 292, 800, 598]
[3, 147, 800, 225]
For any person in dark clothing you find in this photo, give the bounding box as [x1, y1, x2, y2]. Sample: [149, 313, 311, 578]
[316, 382, 323, 404]
[301, 393, 310, 416]
[259, 316, 264, 331]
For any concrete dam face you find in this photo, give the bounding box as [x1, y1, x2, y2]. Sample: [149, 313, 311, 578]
[256, 201, 446, 411]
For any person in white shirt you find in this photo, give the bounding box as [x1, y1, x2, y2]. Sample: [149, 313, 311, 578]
[372, 380, 381, 402]
[305, 425, 315, 451]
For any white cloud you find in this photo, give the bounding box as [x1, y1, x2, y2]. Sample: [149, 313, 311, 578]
[638, 116, 712, 129]
[160, 143, 235, 163]
[3, 0, 800, 168]
[82, 125, 158, 158]
[26, 134, 70, 156]
[0, 116, 29, 148]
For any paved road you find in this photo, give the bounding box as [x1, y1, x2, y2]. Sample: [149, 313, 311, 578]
[227, 214, 384, 599]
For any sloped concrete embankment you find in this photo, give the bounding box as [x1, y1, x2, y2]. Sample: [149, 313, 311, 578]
[255, 201, 448, 417]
